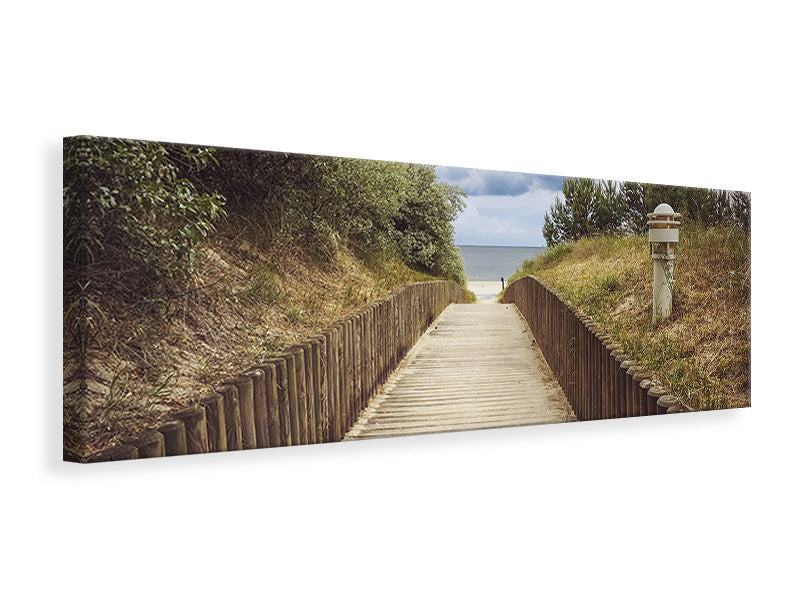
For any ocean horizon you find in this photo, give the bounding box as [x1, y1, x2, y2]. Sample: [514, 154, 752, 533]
[457, 244, 545, 282]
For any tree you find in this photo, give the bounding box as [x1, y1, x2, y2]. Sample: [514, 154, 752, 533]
[729, 190, 751, 230]
[542, 178, 625, 246]
[620, 181, 648, 234]
[616, 181, 750, 233]
[595, 180, 626, 234]
[393, 165, 467, 284]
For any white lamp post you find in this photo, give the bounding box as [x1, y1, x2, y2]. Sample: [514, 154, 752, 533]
[647, 203, 681, 322]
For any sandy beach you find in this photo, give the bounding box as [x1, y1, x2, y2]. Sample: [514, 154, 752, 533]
[467, 280, 504, 303]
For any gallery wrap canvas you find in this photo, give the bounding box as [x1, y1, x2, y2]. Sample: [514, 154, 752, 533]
[63, 135, 751, 463]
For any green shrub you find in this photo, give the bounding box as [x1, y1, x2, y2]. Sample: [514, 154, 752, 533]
[64, 136, 225, 283]
[191, 148, 467, 285]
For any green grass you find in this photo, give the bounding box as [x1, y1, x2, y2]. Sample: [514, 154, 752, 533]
[506, 244, 572, 286]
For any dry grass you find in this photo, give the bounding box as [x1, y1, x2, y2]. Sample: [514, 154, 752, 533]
[63, 227, 437, 458]
[505, 226, 750, 411]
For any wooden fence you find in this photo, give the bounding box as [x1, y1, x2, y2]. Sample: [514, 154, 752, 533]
[501, 275, 690, 421]
[73, 280, 466, 463]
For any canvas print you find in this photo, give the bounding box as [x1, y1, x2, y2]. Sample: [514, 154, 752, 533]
[63, 136, 751, 463]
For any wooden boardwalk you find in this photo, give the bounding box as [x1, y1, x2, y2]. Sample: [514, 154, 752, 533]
[346, 303, 575, 440]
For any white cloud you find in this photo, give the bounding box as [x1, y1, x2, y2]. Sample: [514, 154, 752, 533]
[453, 180, 562, 246]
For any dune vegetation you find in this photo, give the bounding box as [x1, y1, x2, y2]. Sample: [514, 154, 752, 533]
[63, 136, 468, 457]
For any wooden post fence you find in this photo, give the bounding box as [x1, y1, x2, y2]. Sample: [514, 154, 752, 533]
[501, 274, 690, 422]
[78, 280, 465, 463]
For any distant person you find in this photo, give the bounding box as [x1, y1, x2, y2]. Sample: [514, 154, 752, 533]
[501, 277, 504, 289]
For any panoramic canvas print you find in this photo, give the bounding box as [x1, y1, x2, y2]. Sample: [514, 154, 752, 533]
[63, 136, 751, 463]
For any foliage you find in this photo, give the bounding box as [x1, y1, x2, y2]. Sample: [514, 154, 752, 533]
[729, 190, 751, 231]
[543, 177, 751, 246]
[64, 136, 225, 283]
[619, 181, 649, 234]
[542, 178, 625, 245]
[392, 165, 466, 284]
[64, 136, 467, 312]
[187, 146, 467, 284]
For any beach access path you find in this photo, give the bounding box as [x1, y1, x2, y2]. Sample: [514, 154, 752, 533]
[345, 303, 575, 440]
[467, 280, 504, 303]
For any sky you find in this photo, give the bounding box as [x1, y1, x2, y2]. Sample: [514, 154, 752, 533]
[435, 166, 564, 247]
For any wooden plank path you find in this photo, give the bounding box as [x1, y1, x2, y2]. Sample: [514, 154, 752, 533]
[345, 303, 575, 440]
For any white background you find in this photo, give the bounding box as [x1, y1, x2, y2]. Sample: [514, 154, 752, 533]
[3, 1, 797, 598]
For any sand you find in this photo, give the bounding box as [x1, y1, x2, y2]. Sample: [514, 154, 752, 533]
[467, 280, 504, 303]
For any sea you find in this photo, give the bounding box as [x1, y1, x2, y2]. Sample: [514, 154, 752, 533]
[458, 245, 545, 282]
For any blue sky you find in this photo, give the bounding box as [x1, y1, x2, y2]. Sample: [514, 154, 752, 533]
[435, 166, 564, 247]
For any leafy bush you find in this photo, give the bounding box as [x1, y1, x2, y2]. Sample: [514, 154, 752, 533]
[64, 136, 225, 283]
[187, 145, 467, 284]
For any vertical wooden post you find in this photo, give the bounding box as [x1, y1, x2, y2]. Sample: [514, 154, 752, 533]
[606, 344, 621, 418]
[579, 318, 589, 420]
[248, 369, 270, 449]
[336, 321, 347, 439]
[570, 310, 578, 413]
[639, 377, 654, 415]
[410, 286, 418, 341]
[376, 301, 383, 385]
[216, 384, 243, 452]
[274, 356, 294, 446]
[586, 319, 594, 421]
[228, 375, 256, 451]
[323, 327, 340, 443]
[300, 341, 316, 445]
[378, 300, 385, 384]
[400, 290, 406, 357]
[173, 405, 209, 454]
[600, 335, 613, 420]
[624, 363, 641, 417]
[389, 294, 400, 371]
[593, 327, 603, 421]
[124, 430, 165, 459]
[344, 318, 355, 430]
[619, 361, 634, 417]
[311, 335, 327, 443]
[256, 361, 281, 447]
[290, 346, 309, 445]
[158, 421, 188, 457]
[610, 350, 627, 419]
[281, 351, 301, 445]
[385, 297, 391, 380]
[633, 371, 651, 416]
[363, 309, 370, 410]
[592, 326, 603, 421]
[200, 394, 227, 453]
[575, 316, 583, 420]
[353, 313, 363, 415]
[647, 385, 666, 416]
[364, 306, 374, 401]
